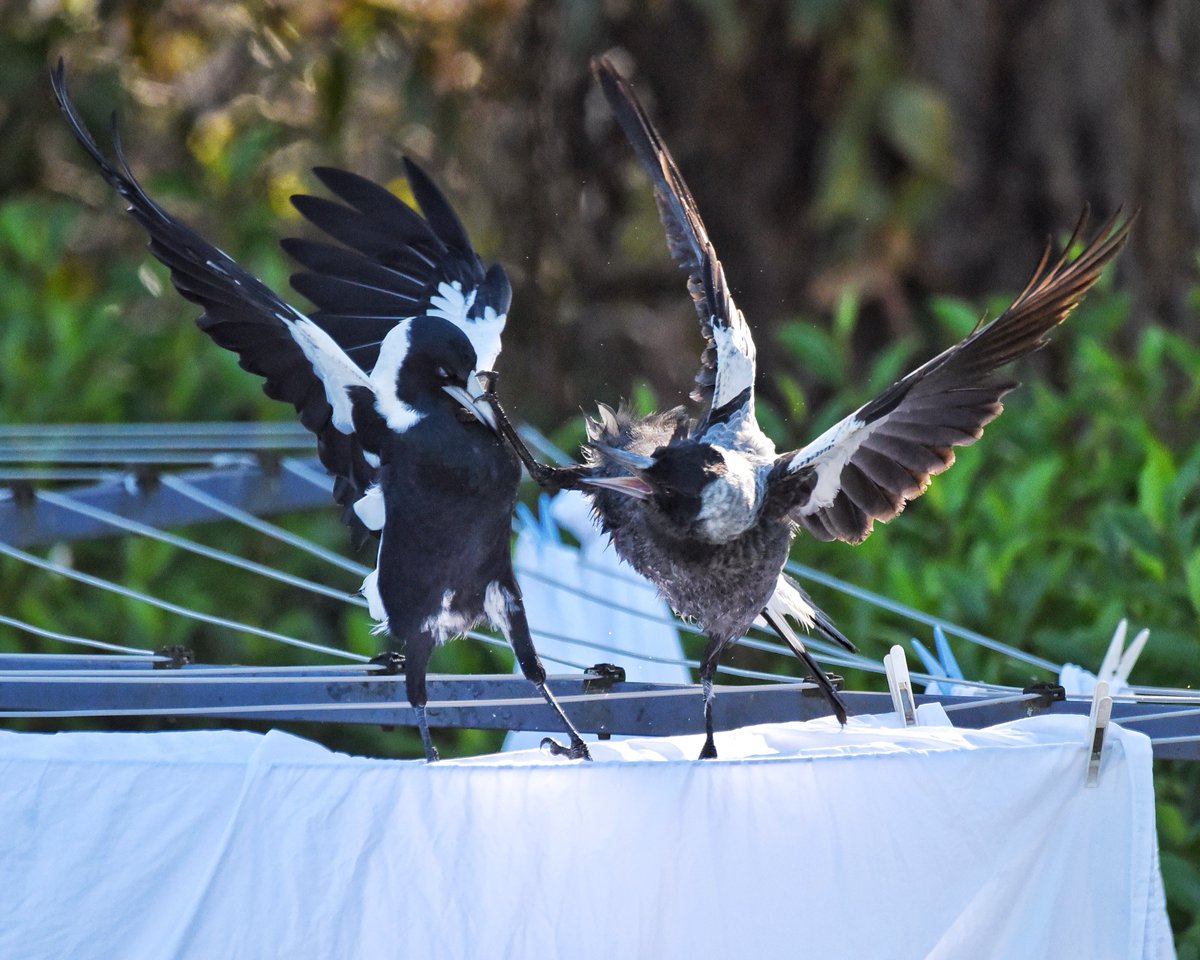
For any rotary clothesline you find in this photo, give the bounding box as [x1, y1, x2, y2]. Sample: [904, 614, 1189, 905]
[3, 422, 1192, 753]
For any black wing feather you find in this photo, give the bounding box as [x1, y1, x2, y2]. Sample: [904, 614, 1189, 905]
[287, 160, 509, 373]
[773, 208, 1135, 545]
[593, 55, 750, 420]
[51, 59, 376, 543]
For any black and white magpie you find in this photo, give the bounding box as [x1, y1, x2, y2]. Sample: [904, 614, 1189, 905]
[51, 60, 591, 762]
[499, 57, 1135, 759]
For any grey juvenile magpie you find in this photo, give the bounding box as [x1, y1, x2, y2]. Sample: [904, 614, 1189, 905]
[496, 57, 1134, 759]
[52, 60, 591, 762]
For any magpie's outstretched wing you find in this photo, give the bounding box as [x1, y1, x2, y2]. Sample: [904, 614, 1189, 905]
[770, 209, 1134, 544]
[51, 60, 380, 542]
[592, 56, 756, 435]
[283, 161, 511, 375]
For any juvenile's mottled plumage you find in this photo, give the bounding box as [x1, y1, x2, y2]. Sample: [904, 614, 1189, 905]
[501, 57, 1134, 759]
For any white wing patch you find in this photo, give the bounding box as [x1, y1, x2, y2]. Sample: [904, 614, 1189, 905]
[785, 413, 878, 515]
[467, 304, 507, 372]
[368, 323, 425, 433]
[711, 317, 756, 411]
[429, 279, 475, 326]
[280, 311, 373, 434]
[353, 484, 385, 531]
[428, 280, 507, 372]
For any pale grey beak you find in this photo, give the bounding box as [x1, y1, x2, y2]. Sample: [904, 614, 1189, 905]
[581, 474, 654, 500]
[442, 383, 498, 431]
[590, 443, 657, 473]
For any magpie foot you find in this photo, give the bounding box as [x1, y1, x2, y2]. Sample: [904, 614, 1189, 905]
[698, 738, 718, 760]
[540, 736, 593, 761]
[369, 651, 405, 674]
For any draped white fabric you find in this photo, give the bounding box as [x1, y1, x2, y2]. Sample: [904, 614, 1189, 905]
[0, 714, 1173, 960]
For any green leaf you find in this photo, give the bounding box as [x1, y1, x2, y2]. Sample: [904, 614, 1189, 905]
[775, 321, 845, 389]
[1139, 439, 1176, 529]
[927, 295, 980, 340]
[879, 82, 952, 174]
[1184, 549, 1200, 617]
[1157, 802, 1191, 848]
[1162, 852, 1200, 913]
[832, 287, 860, 344]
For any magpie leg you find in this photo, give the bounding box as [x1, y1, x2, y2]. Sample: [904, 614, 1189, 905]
[699, 676, 718, 759]
[401, 638, 439, 762]
[415, 704, 439, 763]
[494, 581, 592, 760]
[476, 383, 586, 492]
[761, 608, 849, 726]
[698, 645, 722, 759]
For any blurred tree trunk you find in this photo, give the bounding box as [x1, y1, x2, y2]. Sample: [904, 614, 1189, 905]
[910, 0, 1199, 331]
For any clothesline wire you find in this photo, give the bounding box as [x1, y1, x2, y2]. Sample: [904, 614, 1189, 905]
[37, 489, 367, 607]
[1, 438, 314, 453]
[0, 452, 265, 465]
[0, 540, 368, 664]
[164, 471, 372, 578]
[0, 422, 310, 442]
[0, 469, 127, 483]
[0, 614, 156, 657]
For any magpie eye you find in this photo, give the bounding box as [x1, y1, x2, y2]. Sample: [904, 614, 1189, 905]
[436, 365, 452, 381]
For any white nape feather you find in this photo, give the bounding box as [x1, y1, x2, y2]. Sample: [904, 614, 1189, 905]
[428, 280, 507, 371]
[710, 318, 756, 410]
[368, 323, 425, 432]
[280, 310, 423, 436]
[353, 485, 385, 531]
[696, 447, 761, 542]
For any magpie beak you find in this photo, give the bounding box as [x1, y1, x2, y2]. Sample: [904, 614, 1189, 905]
[441, 383, 498, 431]
[580, 474, 654, 500]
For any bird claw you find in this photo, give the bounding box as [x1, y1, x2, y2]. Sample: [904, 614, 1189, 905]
[698, 739, 718, 760]
[540, 736, 593, 761]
